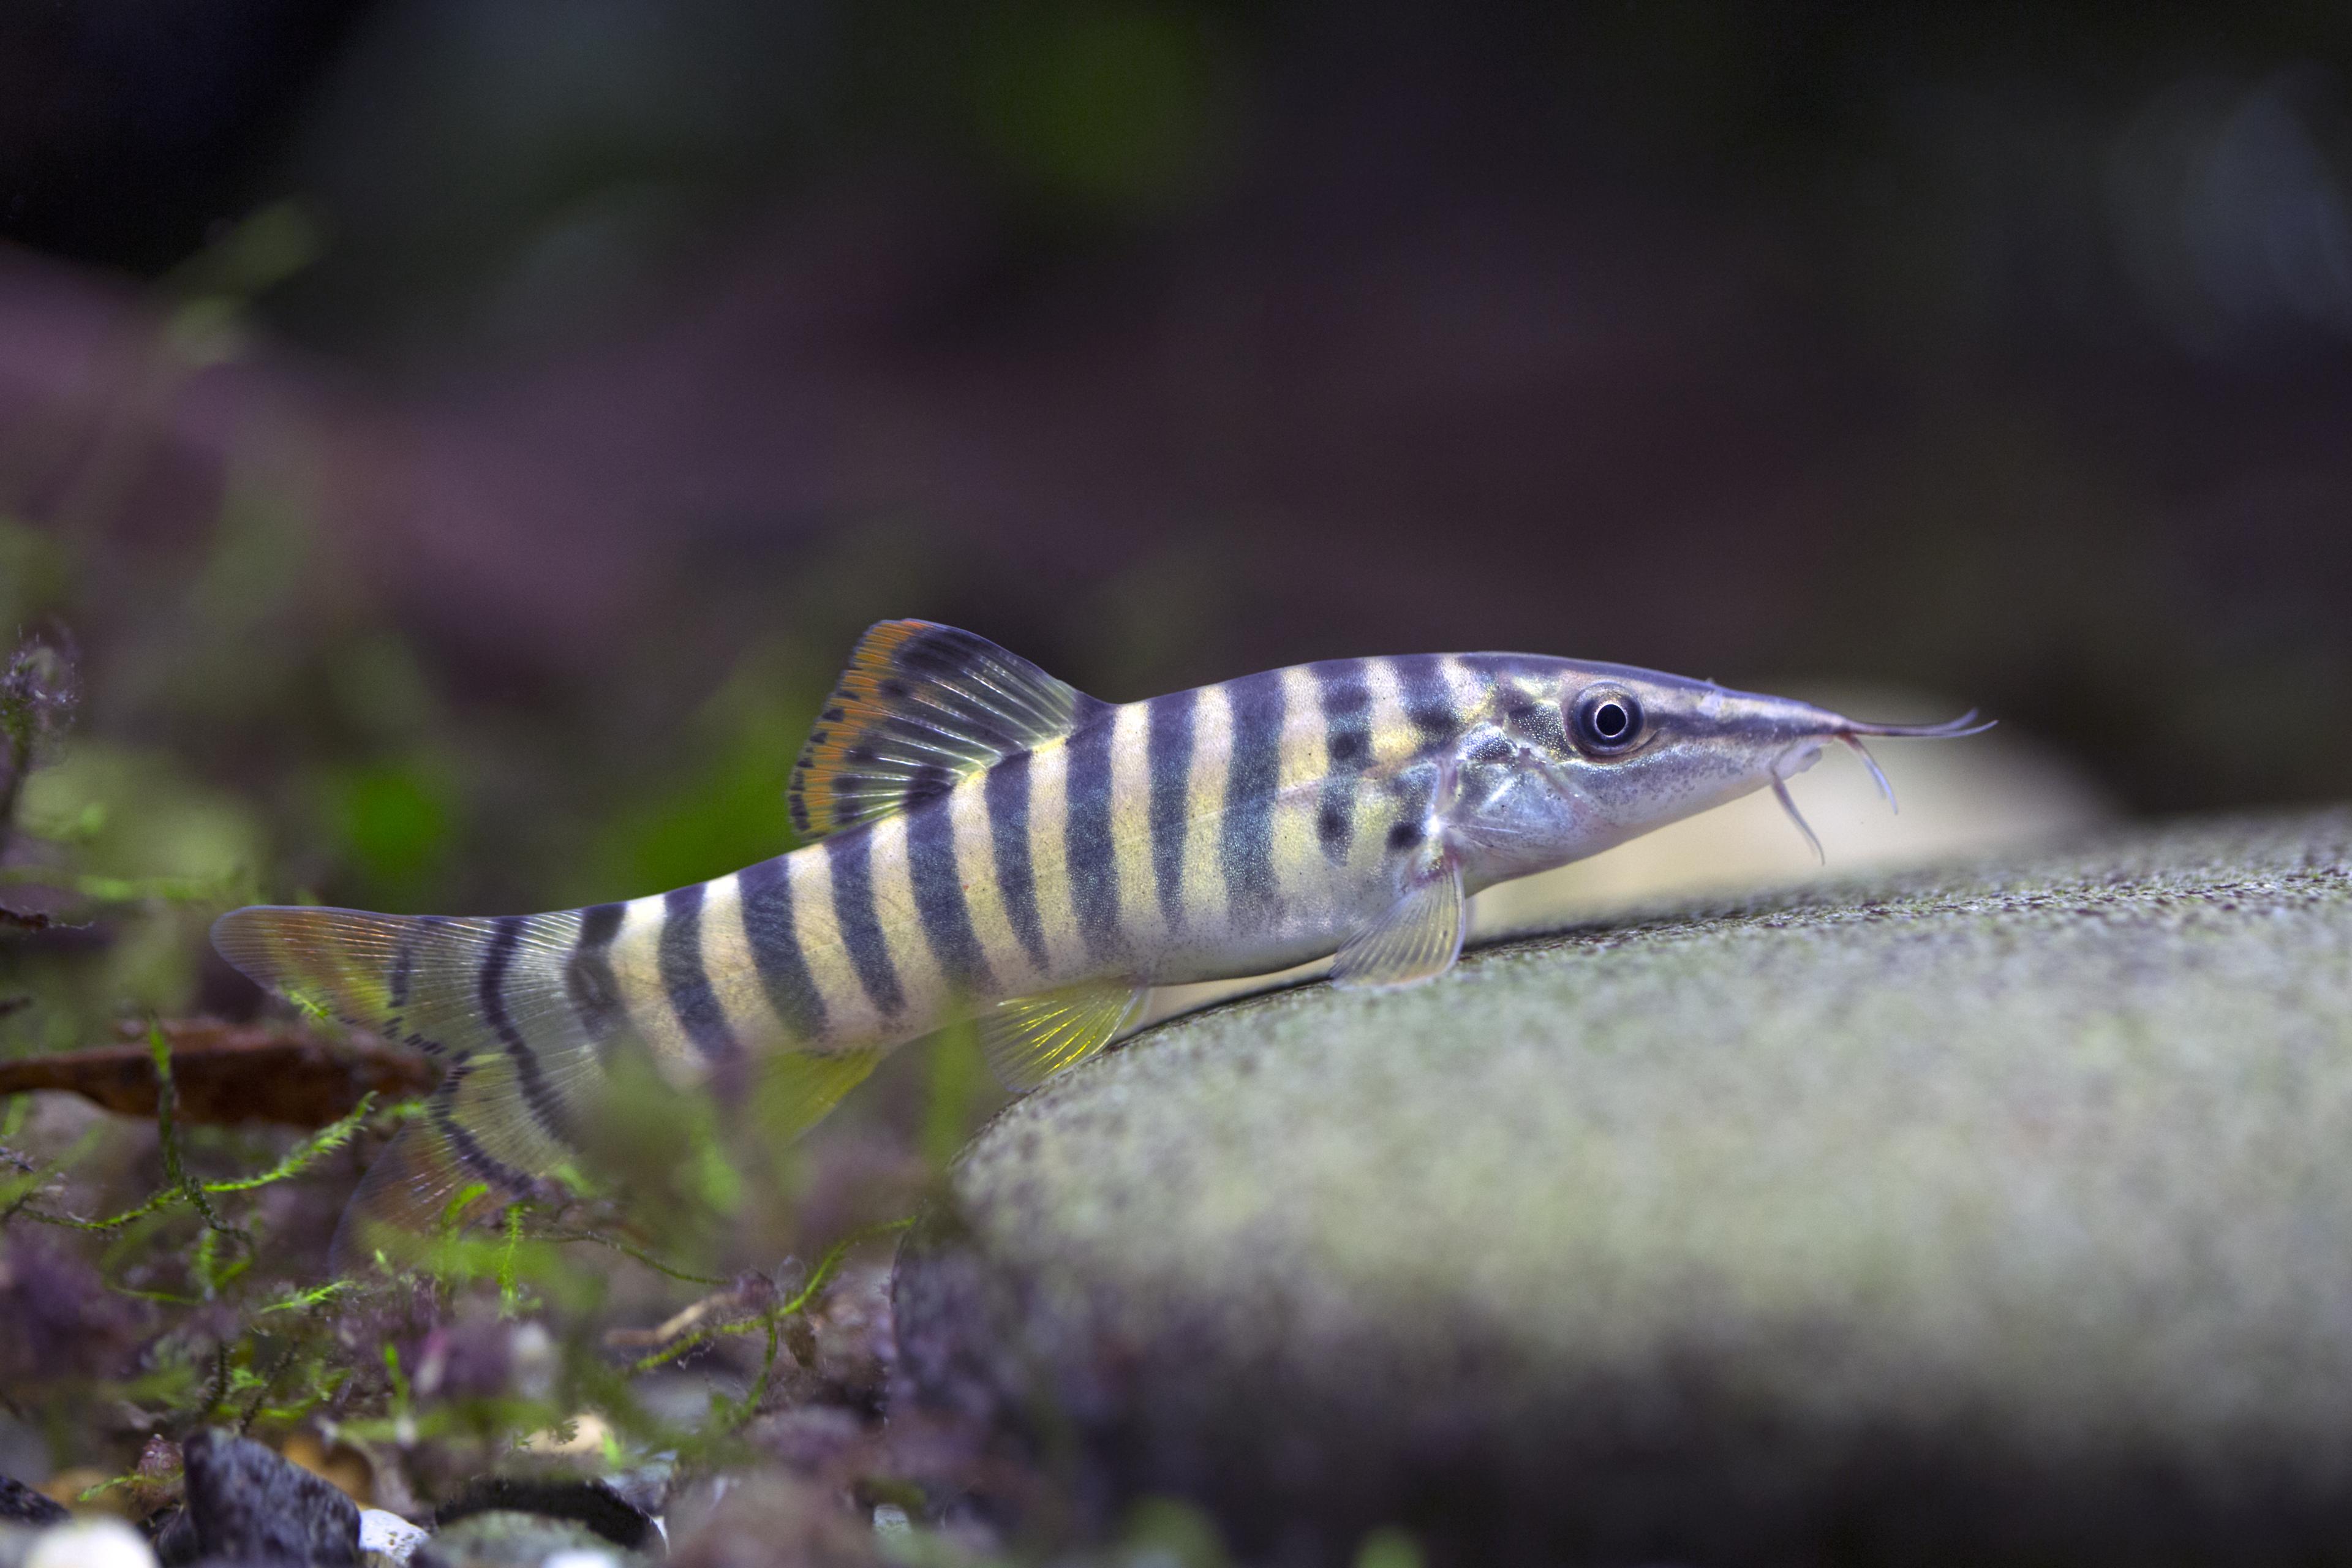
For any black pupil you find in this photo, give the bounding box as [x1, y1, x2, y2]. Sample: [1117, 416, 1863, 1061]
[1592, 701, 1629, 741]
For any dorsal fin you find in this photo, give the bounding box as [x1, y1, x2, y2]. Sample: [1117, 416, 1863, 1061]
[789, 620, 1104, 840]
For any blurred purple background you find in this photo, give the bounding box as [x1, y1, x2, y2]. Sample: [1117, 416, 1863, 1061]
[3, 1, 2349, 920]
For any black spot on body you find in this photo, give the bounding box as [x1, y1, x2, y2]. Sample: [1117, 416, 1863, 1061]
[905, 762, 955, 807]
[1389, 821, 1424, 851]
[1311, 660, 1374, 864]
[1322, 680, 1370, 713]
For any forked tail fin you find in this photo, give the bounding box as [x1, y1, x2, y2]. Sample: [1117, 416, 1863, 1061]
[211, 905, 621, 1271]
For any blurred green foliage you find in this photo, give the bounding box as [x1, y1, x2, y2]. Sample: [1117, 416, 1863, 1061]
[974, 2, 1238, 214]
[325, 761, 453, 909]
[0, 522, 70, 631]
[573, 640, 815, 907]
[0, 216, 1018, 1528]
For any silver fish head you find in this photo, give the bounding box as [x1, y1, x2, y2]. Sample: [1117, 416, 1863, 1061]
[1444, 659, 1992, 886]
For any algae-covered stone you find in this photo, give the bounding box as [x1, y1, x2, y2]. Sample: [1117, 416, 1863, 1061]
[412, 1512, 636, 1568]
[894, 812, 2352, 1566]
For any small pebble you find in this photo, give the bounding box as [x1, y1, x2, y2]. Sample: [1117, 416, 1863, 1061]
[412, 1511, 620, 1568]
[0, 1474, 67, 1528]
[26, 1517, 157, 1568]
[359, 1508, 431, 1565]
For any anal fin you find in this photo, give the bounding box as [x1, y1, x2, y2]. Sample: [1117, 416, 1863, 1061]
[750, 1047, 884, 1141]
[978, 978, 1145, 1092]
[1331, 860, 1464, 989]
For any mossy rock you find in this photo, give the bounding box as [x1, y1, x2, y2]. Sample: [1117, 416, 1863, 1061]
[892, 811, 2352, 1567]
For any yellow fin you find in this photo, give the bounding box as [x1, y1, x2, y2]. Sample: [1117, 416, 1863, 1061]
[978, 979, 1145, 1092]
[1330, 862, 1464, 989]
[788, 619, 1105, 840]
[750, 1047, 884, 1142]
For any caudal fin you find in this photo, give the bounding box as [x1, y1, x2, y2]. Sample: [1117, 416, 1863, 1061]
[211, 905, 619, 1271]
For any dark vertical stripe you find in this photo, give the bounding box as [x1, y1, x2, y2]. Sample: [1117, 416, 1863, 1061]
[827, 831, 906, 1015]
[1391, 654, 1459, 749]
[565, 902, 628, 1044]
[908, 799, 994, 996]
[383, 914, 436, 1053]
[389, 917, 434, 1011]
[479, 915, 573, 1146]
[1312, 660, 1373, 862]
[736, 856, 829, 1042]
[1221, 670, 1287, 933]
[1147, 688, 1197, 929]
[985, 751, 1050, 974]
[660, 884, 745, 1065]
[1063, 715, 1121, 962]
[431, 1074, 535, 1194]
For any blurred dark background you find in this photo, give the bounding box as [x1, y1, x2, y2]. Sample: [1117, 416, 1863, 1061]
[2, 0, 2350, 986]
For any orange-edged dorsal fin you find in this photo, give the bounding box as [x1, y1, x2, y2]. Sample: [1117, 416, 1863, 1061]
[789, 620, 1106, 840]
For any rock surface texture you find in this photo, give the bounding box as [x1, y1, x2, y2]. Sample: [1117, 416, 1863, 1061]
[893, 812, 2352, 1566]
[0, 1477, 67, 1528]
[170, 1429, 359, 1567]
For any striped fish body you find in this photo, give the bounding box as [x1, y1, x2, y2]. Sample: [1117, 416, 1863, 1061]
[592, 655, 1478, 1063]
[215, 620, 1961, 1262]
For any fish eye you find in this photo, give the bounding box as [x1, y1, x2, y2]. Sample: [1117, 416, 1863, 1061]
[1572, 687, 1645, 755]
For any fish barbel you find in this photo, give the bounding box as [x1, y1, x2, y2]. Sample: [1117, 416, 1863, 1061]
[213, 620, 1988, 1263]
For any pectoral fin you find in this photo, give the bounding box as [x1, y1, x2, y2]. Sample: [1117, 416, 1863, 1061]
[977, 978, 1147, 1092]
[1331, 860, 1464, 989]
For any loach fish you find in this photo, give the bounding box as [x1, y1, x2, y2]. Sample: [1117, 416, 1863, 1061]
[212, 620, 1988, 1263]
